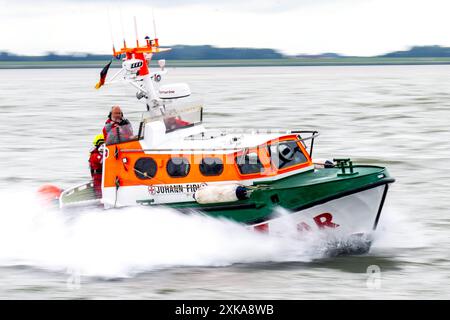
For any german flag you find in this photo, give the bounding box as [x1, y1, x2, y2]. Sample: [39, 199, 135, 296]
[95, 60, 112, 89]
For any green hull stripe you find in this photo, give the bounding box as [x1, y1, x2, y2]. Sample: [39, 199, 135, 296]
[169, 165, 395, 224]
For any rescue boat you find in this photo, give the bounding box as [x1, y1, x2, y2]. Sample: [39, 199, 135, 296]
[41, 33, 395, 246]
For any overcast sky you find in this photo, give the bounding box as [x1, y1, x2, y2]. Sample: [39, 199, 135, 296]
[1, 0, 450, 56]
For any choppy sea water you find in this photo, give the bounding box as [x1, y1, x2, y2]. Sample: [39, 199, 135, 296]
[0, 65, 449, 299]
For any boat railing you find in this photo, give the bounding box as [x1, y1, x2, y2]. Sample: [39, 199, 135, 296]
[118, 130, 319, 157]
[179, 130, 318, 156]
[184, 128, 315, 139]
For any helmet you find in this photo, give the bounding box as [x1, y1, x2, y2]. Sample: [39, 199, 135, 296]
[93, 133, 105, 147]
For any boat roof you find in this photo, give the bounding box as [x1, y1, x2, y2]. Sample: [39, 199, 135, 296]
[161, 131, 286, 152]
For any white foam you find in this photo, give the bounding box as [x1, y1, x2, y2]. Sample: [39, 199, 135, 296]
[0, 189, 324, 278]
[370, 203, 429, 252]
[0, 188, 421, 278]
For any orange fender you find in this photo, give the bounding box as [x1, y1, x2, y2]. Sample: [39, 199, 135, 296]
[37, 184, 62, 205]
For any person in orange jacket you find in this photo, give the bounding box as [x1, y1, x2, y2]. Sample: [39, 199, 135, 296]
[89, 134, 105, 198]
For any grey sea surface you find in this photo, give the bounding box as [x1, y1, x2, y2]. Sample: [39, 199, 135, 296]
[0, 66, 449, 299]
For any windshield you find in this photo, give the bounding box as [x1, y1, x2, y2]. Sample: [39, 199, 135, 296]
[141, 104, 203, 133]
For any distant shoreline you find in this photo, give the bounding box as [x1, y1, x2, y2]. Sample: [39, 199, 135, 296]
[3, 57, 450, 69]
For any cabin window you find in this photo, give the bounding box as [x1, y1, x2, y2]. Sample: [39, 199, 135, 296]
[167, 157, 190, 178]
[199, 157, 224, 176]
[236, 152, 264, 175]
[134, 157, 157, 179]
[269, 140, 307, 170]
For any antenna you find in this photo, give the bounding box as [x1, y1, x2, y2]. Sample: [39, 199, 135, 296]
[134, 16, 139, 47]
[107, 6, 115, 53]
[118, 0, 126, 48]
[152, 9, 157, 40]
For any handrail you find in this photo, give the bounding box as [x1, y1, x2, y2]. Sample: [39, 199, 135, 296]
[184, 128, 318, 140]
[118, 131, 320, 156]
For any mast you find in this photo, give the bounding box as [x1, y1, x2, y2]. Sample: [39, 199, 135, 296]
[106, 35, 171, 114]
[95, 11, 172, 116]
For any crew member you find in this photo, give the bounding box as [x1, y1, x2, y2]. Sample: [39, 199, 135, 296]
[164, 116, 191, 131]
[89, 133, 105, 198]
[103, 105, 135, 144]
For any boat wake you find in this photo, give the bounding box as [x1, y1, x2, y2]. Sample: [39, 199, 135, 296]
[0, 188, 417, 279]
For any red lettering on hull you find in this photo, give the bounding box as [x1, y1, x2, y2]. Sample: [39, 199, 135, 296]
[313, 212, 339, 229]
[253, 212, 339, 234]
[296, 222, 312, 232]
[254, 223, 269, 233]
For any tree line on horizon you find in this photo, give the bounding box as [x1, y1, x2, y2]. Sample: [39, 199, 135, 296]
[1, 45, 450, 61]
